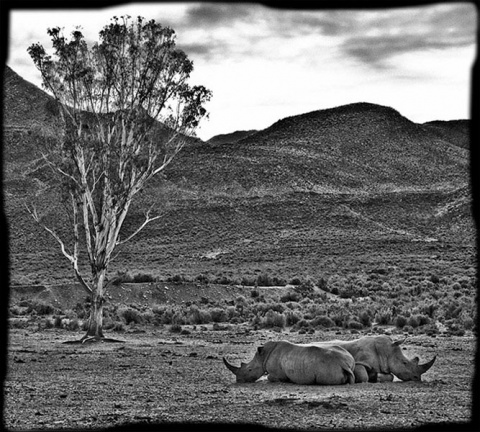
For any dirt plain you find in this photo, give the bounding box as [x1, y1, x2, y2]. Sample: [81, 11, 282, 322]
[3, 282, 476, 432]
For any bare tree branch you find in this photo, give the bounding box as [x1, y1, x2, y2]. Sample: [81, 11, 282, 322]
[116, 208, 163, 246]
[25, 204, 93, 295]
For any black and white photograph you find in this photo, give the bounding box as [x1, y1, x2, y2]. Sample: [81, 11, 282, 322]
[1, 1, 478, 430]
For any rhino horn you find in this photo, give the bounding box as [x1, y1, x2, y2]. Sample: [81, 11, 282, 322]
[418, 356, 436, 375]
[223, 357, 240, 375]
[393, 337, 407, 346]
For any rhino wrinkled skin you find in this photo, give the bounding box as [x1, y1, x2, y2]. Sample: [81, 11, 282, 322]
[306, 335, 436, 383]
[223, 340, 356, 385]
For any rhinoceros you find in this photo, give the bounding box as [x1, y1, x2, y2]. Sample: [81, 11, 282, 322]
[306, 335, 436, 383]
[223, 340, 356, 385]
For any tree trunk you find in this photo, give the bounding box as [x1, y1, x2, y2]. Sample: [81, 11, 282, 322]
[84, 268, 106, 340]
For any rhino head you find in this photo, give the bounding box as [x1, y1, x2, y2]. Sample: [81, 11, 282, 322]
[386, 338, 436, 381]
[223, 347, 266, 383]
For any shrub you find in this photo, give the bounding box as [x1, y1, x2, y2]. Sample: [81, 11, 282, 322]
[348, 320, 363, 330]
[66, 318, 80, 331]
[214, 275, 232, 285]
[407, 316, 419, 328]
[133, 273, 156, 283]
[113, 270, 135, 284]
[394, 315, 408, 329]
[44, 318, 54, 329]
[117, 307, 143, 325]
[310, 315, 335, 328]
[241, 276, 256, 286]
[284, 310, 301, 326]
[289, 277, 302, 286]
[256, 274, 275, 287]
[53, 316, 63, 328]
[280, 290, 300, 303]
[210, 308, 228, 323]
[188, 306, 211, 324]
[167, 274, 185, 284]
[29, 300, 55, 315]
[271, 276, 287, 286]
[295, 278, 315, 294]
[169, 323, 182, 333]
[375, 310, 392, 325]
[317, 277, 328, 291]
[250, 288, 260, 298]
[330, 287, 339, 295]
[261, 310, 286, 328]
[358, 311, 372, 327]
[112, 321, 125, 332]
[196, 274, 209, 284]
[9, 305, 28, 316]
[430, 274, 440, 284]
[226, 306, 238, 320]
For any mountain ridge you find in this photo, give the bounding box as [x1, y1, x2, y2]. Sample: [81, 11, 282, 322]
[3, 66, 473, 284]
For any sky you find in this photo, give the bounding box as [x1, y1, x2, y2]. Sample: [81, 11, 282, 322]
[6, 2, 477, 141]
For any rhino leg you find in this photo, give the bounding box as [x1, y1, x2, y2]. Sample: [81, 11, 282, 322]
[377, 373, 394, 382]
[345, 367, 355, 385]
[353, 364, 369, 383]
[267, 374, 290, 383]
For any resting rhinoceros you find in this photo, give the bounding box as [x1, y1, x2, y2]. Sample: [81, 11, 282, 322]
[305, 335, 436, 383]
[223, 340, 356, 385]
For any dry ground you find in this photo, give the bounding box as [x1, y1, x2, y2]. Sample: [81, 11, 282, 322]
[4, 325, 475, 431]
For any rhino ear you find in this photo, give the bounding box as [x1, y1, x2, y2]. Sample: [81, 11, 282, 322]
[257, 346, 264, 355]
[393, 337, 407, 346]
[240, 362, 247, 367]
[413, 356, 420, 364]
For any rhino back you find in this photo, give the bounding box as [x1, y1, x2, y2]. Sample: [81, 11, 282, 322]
[266, 343, 354, 385]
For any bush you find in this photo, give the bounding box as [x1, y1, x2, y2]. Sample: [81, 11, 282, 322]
[310, 315, 335, 328]
[317, 277, 328, 291]
[28, 300, 55, 315]
[66, 318, 80, 331]
[284, 310, 301, 326]
[167, 274, 185, 284]
[407, 315, 419, 328]
[241, 276, 256, 286]
[210, 308, 228, 323]
[375, 310, 392, 325]
[53, 316, 63, 328]
[348, 320, 363, 330]
[169, 323, 182, 333]
[214, 275, 233, 285]
[188, 306, 211, 324]
[295, 278, 315, 294]
[196, 274, 209, 284]
[394, 315, 408, 328]
[260, 310, 286, 328]
[358, 311, 372, 327]
[250, 289, 260, 298]
[289, 277, 302, 286]
[117, 307, 143, 325]
[112, 270, 134, 285]
[132, 273, 156, 283]
[280, 290, 301, 303]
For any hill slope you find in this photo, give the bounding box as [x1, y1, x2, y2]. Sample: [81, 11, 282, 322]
[3, 67, 474, 285]
[207, 129, 258, 145]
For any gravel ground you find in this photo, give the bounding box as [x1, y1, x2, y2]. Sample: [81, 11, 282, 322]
[3, 327, 476, 431]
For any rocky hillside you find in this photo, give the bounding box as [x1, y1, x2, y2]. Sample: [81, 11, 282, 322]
[207, 129, 258, 145]
[422, 120, 471, 150]
[3, 66, 474, 285]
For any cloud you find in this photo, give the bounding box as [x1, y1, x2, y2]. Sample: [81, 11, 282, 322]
[184, 3, 254, 27]
[339, 4, 477, 69]
[177, 3, 476, 70]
